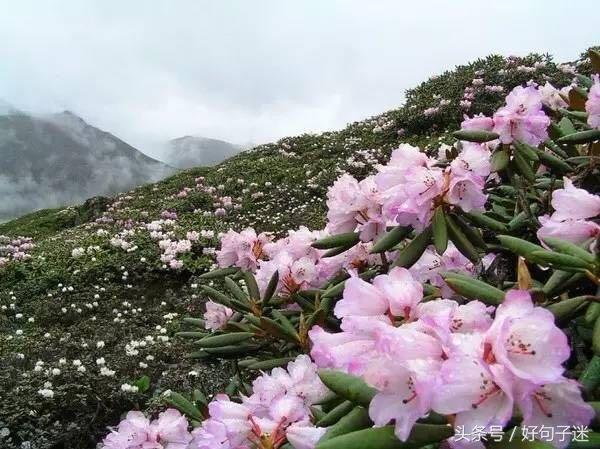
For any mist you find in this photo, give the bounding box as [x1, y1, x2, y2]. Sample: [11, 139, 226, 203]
[0, 0, 597, 159]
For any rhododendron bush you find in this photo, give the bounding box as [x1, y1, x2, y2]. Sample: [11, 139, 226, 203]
[99, 50, 600, 449]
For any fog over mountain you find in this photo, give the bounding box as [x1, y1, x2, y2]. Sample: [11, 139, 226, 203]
[164, 135, 244, 168]
[0, 104, 175, 221]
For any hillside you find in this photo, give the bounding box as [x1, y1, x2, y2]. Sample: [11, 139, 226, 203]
[0, 50, 594, 448]
[164, 135, 243, 168]
[0, 109, 175, 221]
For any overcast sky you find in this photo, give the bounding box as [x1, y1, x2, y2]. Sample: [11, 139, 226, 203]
[1, 0, 597, 158]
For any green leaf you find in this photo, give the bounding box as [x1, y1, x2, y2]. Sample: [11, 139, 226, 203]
[237, 358, 259, 368]
[557, 129, 600, 144]
[391, 226, 433, 268]
[558, 108, 588, 121]
[262, 270, 279, 304]
[224, 277, 249, 303]
[272, 310, 300, 340]
[496, 235, 545, 258]
[580, 355, 600, 394]
[225, 374, 241, 396]
[260, 316, 300, 343]
[318, 406, 372, 443]
[201, 285, 233, 308]
[316, 424, 453, 449]
[293, 292, 317, 311]
[558, 117, 577, 135]
[182, 317, 206, 328]
[542, 270, 573, 296]
[594, 316, 600, 356]
[445, 214, 480, 263]
[192, 389, 208, 407]
[370, 226, 411, 253]
[442, 273, 505, 305]
[432, 208, 448, 255]
[186, 350, 210, 359]
[463, 211, 508, 232]
[491, 148, 510, 172]
[543, 139, 569, 158]
[133, 375, 150, 393]
[534, 148, 572, 173]
[324, 244, 356, 257]
[541, 237, 596, 264]
[246, 357, 297, 370]
[452, 129, 499, 142]
[586, 302, 600, 325]
[322, 279, 347, 299]
[452, 213, 487, 249]
[203, 344, 260, 357]
[547, 296, 592, 321]
[568, 432, 600, 449]
[197, 332, 254, 348]
[176, 331, 209, 339]
[318, 369, 377, 407]
[199, 267, 239, 279]
[529, 250, 593, 270]
[243, 271, 260, 301]
[316, 400, 355, 427]
[312, 232, 360, 250]
[513, 141, 539, 162]
[165, 392, 203, 421]
[512, 149, 536, 182]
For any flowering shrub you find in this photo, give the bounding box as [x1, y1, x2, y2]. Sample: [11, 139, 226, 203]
[99, 50, 600, 449]
[0, 235, 34, 267]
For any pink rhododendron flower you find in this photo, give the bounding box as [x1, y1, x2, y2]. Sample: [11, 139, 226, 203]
[188, 356, 327, 449]
[539, 81, 568, 111]
[376, 144, 433, 189]
[334, 267, 422, 321]
[100, 409, 192, 449]
[326, 174, 386, 241]
[537, 215, 600, 246]
[586, 74, 600, 129]
[549, 178, 600, 221]
[492, 85, 550, 145]
[216, 228, 272, 271]
[409, 243, 479, 296]
[308, 317, 384, 375]
[432, 357, 515, 433]
[484, 290, 569, 383]
[450, 143, 492, 179]
[516, 378, 595, 449]
[445, 173, 488, 212]
[204, 300, 234, 331]
[285, 422, 327, 449]
[460, 114, 494, 132]
[537, 178, 600, 247]
[375, 141, 489, 230]
[369, 359, 440, 441]
[416, 299, 493, 339]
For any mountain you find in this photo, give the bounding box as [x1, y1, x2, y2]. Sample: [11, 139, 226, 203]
[0, 109, 175, 221]
[164, 135, 243, 168]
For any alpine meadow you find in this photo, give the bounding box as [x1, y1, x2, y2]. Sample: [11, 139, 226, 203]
[1, 48, 600, 449]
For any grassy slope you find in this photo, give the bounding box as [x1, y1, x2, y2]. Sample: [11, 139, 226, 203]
[0, 51, 591, 448]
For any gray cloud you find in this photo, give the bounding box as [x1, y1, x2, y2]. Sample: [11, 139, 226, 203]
[0, 0, 597, 158]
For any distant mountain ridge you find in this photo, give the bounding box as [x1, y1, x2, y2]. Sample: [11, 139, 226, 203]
[0, 108, 175, 221]
[164, 135, 243, 168]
